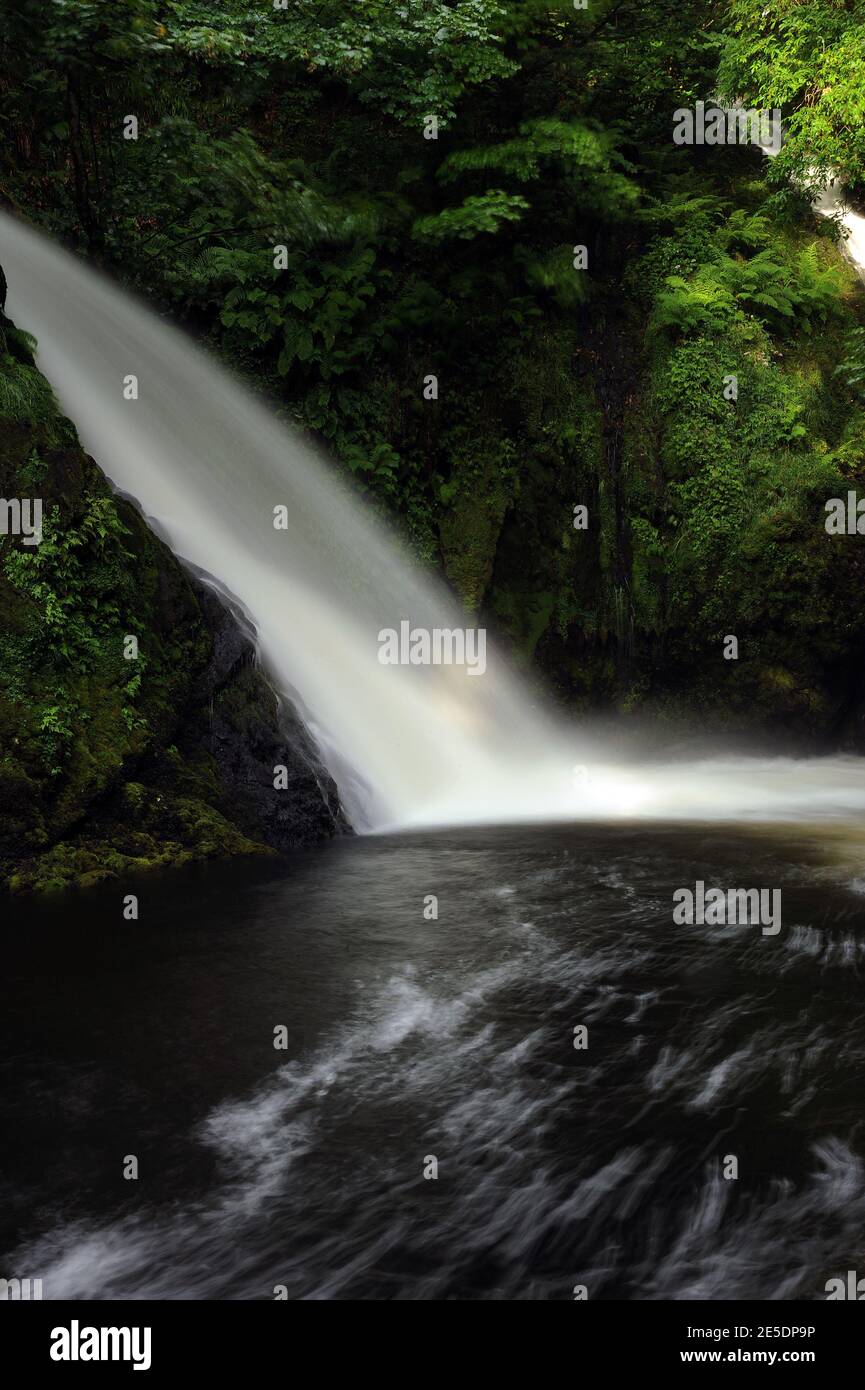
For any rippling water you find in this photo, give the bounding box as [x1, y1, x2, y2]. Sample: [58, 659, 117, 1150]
[2, 822, 865, 1300]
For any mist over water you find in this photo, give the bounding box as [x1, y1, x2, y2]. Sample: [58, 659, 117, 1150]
[6, 212, 865, 832]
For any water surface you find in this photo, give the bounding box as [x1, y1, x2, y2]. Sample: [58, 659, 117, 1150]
[2, 822, 864, 1300]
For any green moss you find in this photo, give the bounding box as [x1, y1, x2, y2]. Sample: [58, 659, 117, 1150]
[7, 785, 272, 894]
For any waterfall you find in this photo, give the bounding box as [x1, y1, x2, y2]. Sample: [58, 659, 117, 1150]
[6, 211, 865, 831]
[1, 212, 583, 830]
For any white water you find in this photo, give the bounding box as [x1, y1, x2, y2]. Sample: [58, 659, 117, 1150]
[814, 177, 865, 283]
[6, 212, 865, 831]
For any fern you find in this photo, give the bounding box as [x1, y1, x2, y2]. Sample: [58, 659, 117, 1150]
[716, 247, 844, 333]
[649, 275, 736, 337]
[0, 357, 57, 422]
[718, 209, 771, 254]
[636, 192, 725, 229]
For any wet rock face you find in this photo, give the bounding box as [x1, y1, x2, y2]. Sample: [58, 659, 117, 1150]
[181, 576, 347, 851]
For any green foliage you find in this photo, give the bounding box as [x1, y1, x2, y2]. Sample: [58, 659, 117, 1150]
[188, 0, 520, 123]
[650, 238, 847, 341]
[650, 275, 736, 337]
[437, 118, 639, 218]
[1, 492, 141, 776]
[718, 209, 771, 256]
[0, 357, 57, 421]
[412, 190, 530, 242]
[36, 701, 76, 777]
[718, 0, 865, 186]
[716, 247, 845, 333]
[4, 497, 133, 661]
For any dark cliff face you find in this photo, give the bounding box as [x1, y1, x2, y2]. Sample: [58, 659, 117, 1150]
[167, 570, 346, 852]
[0, 302, 347, 893]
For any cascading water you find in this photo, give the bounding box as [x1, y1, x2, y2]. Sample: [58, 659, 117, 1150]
[6, 210, 865, 831]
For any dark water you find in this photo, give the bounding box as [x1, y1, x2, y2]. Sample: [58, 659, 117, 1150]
[2, 822, 865, 1300]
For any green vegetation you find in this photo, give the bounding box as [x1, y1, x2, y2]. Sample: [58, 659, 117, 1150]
[718, 0, 865, 189]
[609, 169, 865, 727]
